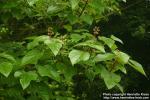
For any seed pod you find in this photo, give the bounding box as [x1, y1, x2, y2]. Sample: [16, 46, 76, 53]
[47, 26, 54, 37]
[93, 26, 100, 37]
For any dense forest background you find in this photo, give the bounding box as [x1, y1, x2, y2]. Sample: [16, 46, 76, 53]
[0, 0, 150, 100]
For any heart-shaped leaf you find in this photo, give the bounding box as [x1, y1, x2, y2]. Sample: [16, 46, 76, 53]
[44, 39, 62, 56]
[69, 49, 90, 65]
[0, 62, 13, 77]
[20, 71, 38, 89]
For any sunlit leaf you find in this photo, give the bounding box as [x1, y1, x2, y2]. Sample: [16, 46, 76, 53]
[47, 5, 59, 13]
[20, 71, 38, 89]
[114, 51, 130, 64]
[0, 62, 13, 77]
[94, 53, 115, 62]
[69, 49, 90, 65]
[44, 39, 62, 56]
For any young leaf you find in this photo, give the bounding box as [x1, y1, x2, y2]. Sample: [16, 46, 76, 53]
[0, 62, 13, 77]
[20, 71, 38, 89]
[69, 49, 90, 65]
[22, 49, 43, 65]
[94, 53, 115, 62]
[128, 59, 146, 77]
[44, 39, 62, 56]
[111, 35, 123, 44]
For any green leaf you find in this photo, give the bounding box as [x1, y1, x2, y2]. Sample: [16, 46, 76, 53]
[0, 53, 16, 63]
[111, 64, 126, 74]
[116, 84, 124, 93]
[114, 51, 130, 64]
[47, 5, 59, 13]
[76, 40, 105, 53]
[94, 53, 115, 62]
[116, 64, 127, 74]
[37, 65, 60, 82]
[85, 68, 95, 81]
[81, 15, 93, 25]
[0, 62, 13, 77]
[37, 65, 51, 77]
[69, 49, 90, 65]
[22, 49, 43, 65]
[20, 71, 38, 89]
[63, 24, 72, 32]
[99, 36, 115, 48]
[27, 0, 39, 6]
[128, 59, 146, 77]
[27, 35, 49, 50]
[27, 40, 39, 50]
[14, 71, 23, 78]
[44, 39, 62, 56]
[111, 35, 123, 44]
[69, 0, 80, 10]
[56, 63, 76, 81]
[70, 34, 83, 42]
[100, 67, 121, 89]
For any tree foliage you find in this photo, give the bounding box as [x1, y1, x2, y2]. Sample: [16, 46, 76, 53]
[0, 0, 147, 99]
